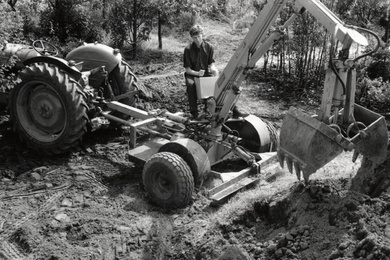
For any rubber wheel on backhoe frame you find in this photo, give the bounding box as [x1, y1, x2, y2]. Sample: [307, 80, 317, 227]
[9, 63, 88, 155]
[106, 61, 138, 119]
[142, 152, 194, 209]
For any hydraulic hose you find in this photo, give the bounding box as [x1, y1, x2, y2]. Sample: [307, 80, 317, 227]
[348, 25, 381, 62]
[328, 25, 380, 97]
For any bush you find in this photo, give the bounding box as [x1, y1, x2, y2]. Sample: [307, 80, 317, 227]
[0, 55, 19, 95]
[39, 1, 90, 43]
[366, 61, 390, 81]
[177, 11, 199, 33]
[366, 47, 390, 81]
[358, 77, 390, 113]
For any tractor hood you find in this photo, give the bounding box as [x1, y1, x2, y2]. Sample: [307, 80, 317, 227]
[65, 43, 122, 74]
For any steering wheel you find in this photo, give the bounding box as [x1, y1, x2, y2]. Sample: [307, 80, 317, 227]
[32, 40, 59, 56]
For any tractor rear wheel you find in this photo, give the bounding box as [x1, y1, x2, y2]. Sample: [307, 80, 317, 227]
[142, 152, 194, 209]
[107, 62, 138, 119]
[10, 63, 88, 154]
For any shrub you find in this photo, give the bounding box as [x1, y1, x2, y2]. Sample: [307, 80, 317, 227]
[366, 47, 390, 81]
[366, 61, 390, 81]
[358, 77, 390, 113]
[0, 55, 19, 96]
[39, 1, 89, 43]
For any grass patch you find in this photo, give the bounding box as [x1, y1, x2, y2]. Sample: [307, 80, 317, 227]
[142, 34, 187, 53]
[122, 19, 240, 67]
[123, 34, 184, 65]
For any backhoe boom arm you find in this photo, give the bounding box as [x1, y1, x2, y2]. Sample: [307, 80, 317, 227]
[214, 0, 367, 122]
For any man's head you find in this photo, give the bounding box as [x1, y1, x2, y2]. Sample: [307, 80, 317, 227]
[189, 25, 203, 37]
[189, 25, 204, 47]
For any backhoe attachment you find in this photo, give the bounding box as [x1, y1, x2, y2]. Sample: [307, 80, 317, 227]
[275, 0, 389, 182]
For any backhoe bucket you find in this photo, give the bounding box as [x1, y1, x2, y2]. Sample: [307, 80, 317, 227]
[278, 107, 344, 182]
[350, 104, 388, 165]
[277, 106, 388, 182]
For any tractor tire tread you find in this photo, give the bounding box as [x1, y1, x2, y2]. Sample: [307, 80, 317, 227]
[142, 152, 194, 209]
[10, 62, 88, 155]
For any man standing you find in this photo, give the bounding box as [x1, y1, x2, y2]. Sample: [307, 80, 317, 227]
[183, 25, 218, 119]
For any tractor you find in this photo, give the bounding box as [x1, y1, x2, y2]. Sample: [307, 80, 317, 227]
[0, 40, 148, 154]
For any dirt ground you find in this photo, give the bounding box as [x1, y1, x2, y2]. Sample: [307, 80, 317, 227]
[1, 27, 390, 260]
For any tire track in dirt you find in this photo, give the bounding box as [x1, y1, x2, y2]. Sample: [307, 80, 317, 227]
[0, 188, 68, 259]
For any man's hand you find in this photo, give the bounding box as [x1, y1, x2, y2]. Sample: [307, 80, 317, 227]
[210, 68, 219, 76]
[199, 70, 205, 77]
[209, 64, 219, 76]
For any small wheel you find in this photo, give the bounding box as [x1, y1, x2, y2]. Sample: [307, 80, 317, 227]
[32, 40, 59, 56]
[142, 152, 194, 209]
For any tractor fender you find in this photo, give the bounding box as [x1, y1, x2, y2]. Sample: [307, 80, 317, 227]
[23, 56, 82, 81]
[159, 138, 211, 186]
[65, 43, 122, 87]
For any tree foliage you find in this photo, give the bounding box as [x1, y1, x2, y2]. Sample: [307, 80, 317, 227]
[106, 0, 156, 56]
[41, 1, 80, 42]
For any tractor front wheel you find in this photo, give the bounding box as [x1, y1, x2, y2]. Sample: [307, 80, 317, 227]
[142, 152, 194, 209]
[10, 63, 88, 154]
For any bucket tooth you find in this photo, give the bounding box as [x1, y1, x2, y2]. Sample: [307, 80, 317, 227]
[294, 161, 301, 180]
[277, 150, 285, 168]
[302, 169, 314, 184]
[286, 156, 293, 174]
[352, 150, 359, 163]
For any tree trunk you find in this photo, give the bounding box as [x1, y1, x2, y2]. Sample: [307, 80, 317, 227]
[102, 0, 108, 30]
[263, 52, 269, 78]
[132, 0, 138, 58]
[158, 10, 162, 50]
[305, 45, 314, 83]
[297, 35, 305, 88]
[315, 36, 327, 87]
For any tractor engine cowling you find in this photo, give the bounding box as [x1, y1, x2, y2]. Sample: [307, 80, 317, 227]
[66, 43, 122, 88]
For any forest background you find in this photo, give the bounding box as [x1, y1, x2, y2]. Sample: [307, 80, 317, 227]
[1, 0, 390, 114]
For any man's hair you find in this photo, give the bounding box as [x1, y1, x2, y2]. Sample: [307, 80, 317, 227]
[189, 25, 203, 37]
